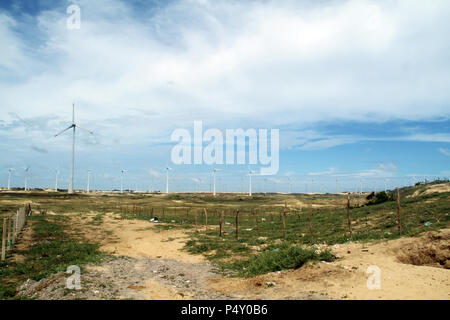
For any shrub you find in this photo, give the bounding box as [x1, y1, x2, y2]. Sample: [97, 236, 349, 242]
[235, 242, 335, 277]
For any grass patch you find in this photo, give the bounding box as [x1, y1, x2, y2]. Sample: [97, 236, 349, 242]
[230, 242, 335, 277]
[0, 215, 104, 299]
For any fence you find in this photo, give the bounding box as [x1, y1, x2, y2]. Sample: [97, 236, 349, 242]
[112, 191, 415, 246]
[1, 204, 31, 262]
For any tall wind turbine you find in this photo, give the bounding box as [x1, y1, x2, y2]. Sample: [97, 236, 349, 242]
[212, 168, 221, 196]
[24, 166, 30, 191]
[165, 165, 171, 194]
[87, 169, 91, 193]
[120, 169, 126, 194]
[55, 168, 59, 192]
[54, 103, 94, 194]
[7, 168, 14, 190]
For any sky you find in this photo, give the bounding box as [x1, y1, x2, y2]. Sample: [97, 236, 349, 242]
[0, 0, 449, 193]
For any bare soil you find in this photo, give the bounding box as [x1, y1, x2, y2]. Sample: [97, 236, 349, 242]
[16, 213, 450, 300]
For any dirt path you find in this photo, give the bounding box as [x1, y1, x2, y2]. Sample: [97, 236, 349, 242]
[16, 213, 450, 300]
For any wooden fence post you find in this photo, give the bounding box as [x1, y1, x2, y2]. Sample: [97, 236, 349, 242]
[204, 208, 208, 232]
[254, 210, 259, 237]
[397, 187, 402, 235]
[235, 209, 239, 240]
[347, 193, 353, 240]
[195, 211, 198, 233]
[308, 205, 314, 243]
[219, 211, 223, 237]
[1, 218, 6, 262]
[7, 217, 12, 251]
[282, 202, 287, 240]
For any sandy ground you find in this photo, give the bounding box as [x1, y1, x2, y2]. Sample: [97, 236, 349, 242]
[16, 213, 450, 300]
[209, 232, 449, 300]
[411, 182, 450, 197]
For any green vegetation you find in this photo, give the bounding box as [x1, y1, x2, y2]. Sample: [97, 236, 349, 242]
[0, 181, 448, 287]
[0, 215, 104, 299]
[233, 243, 335, 277]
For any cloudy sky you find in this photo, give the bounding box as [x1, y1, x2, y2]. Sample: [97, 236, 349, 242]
[0, 0, 449, 192]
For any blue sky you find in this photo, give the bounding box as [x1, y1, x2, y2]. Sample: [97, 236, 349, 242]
[0, 0, 449, 192]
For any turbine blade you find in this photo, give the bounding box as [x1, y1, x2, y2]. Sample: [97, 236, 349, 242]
[75, 125, 94, 134]
[54, 125, 74, 137]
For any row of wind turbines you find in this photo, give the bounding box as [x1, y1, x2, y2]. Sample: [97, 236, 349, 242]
[5, 104, 428, 195]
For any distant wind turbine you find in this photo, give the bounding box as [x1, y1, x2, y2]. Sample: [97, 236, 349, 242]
[248, 168, 256, 196]
[24, 166, 30, 191]
[166, 165, 172, 194]
[287, 176, 292, 194]
[212, 168, 221, 196]
[54, 103, 94, 194]
[87, 169, 91, 193]
[7, 168, 14, 190]
[55, 168, 59, 192]
[120, 169, 126, 194]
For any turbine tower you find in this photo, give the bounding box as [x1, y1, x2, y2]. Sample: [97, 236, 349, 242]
[87, 169, 91, 193]
[55, 168, 59, 192]
[287, 176, 292, 194]
[24, 166, 30, 191]
[165, 165, 171, 194]
[212, 168, 221, 196]
[248, 168, 255, 196]
[7, 168, 14, 190]
[120, 169, 126, 194]
[54, 103, 94, 194]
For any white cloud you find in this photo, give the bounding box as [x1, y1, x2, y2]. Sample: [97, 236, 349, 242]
[0, 0, 449, 140]
[308, 167, 338, 176]
[332, 163, 398, 178]
[438, 148, 450, 156]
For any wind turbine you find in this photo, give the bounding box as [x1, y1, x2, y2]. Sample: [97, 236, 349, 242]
[24, 166, 30, 191]
[87, 169, 91, 193]
[287, 176, 292, 194]
[248, 168, 255, 196]
[54, 103, 94, 194]
[165, 165, 171, 194]
[7, 168, 14, 190]
[55, 168, 59, 192]
[120, 169, 126, 194]
[212, 168, 221, 196]
[191, 177, 200, 192]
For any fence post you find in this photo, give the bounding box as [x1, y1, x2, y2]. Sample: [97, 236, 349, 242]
[195, 211, 198, 233]
[235, 209, 239, 240]
[254, 209, 259, 237]
[219, 210, 223, 237]
[308, 205, 314, 243]
[204, 208, 208, 232]
[1, 218, 6, 262]
[397, 187, 402, 235]
[7, 217, 12, 251]
[347, 193, 353, 240]
[282, 202, 287, 240]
